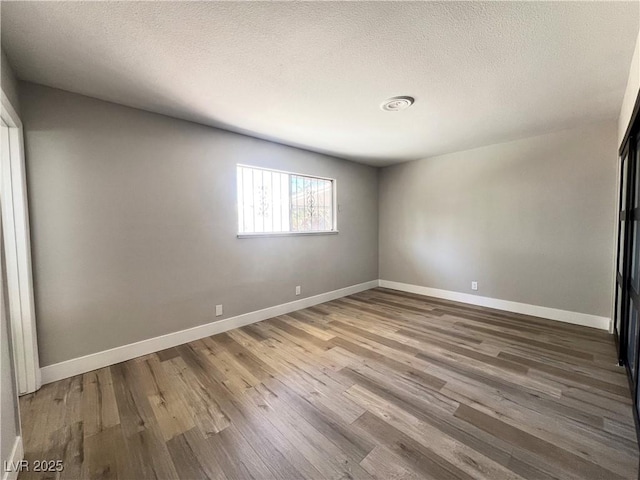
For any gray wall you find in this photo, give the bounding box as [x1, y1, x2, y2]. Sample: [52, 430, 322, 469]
[619, 28, 639, 144]
[379, 121, 617, 318]
[1, 48, 20, 114]
[20, 82, 379, 367]
[1, 221, 21, 470]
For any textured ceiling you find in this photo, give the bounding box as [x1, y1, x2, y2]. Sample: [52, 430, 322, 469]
[2, 1, 639, 166]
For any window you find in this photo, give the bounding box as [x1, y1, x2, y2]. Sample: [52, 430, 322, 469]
[237, 165, 336, 236]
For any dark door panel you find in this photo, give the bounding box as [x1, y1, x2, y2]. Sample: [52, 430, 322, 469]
[615, 107, 640, 445]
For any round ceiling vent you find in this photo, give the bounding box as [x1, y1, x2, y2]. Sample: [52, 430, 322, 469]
[381, 96, 415, 112]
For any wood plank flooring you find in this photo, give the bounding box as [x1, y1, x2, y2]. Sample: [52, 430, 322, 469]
[18, 288, 639, 479]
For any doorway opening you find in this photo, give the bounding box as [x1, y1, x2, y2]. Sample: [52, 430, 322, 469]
[614, 90, 640, 444]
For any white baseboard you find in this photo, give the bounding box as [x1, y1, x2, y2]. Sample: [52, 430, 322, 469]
[39, 277, 610, 384]
[379, 280, 611, 331]
[40, 280, 378, 384]
[2, 436, 23, 480]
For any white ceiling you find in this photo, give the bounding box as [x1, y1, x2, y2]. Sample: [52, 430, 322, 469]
[2, 2, 639, 166]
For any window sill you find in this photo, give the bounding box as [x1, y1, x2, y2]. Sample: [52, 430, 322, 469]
[237, 231, 339, 239]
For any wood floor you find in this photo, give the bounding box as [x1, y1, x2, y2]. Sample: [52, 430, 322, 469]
[18, 288, 639, 480]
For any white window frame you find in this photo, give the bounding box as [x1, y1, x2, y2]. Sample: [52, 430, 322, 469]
[236, 164, 338, 238]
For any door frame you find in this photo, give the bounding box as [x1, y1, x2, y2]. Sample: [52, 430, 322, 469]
[1, 90, 40, 394]
[614, 146, 630, 360]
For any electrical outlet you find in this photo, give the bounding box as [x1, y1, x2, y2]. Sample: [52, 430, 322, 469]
[215, 304, 223, 316]
[295, 286, 301, 296]
[471, 281, 478, 291]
